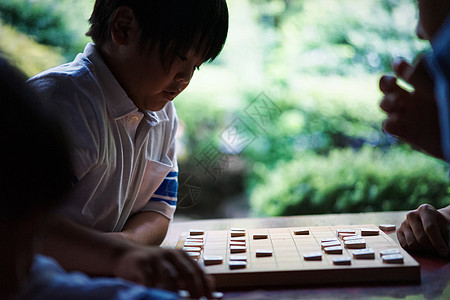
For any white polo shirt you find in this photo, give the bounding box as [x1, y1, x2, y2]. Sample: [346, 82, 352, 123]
[28, 43, 178, 232]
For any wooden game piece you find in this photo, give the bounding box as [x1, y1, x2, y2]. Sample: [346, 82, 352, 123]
[380, 248, 401, 257]
[360, 228, 380, 236]
[324, 246, 343, 254]
[253, 233, 269, 239]
[185, 236, 204, 242]
[336, 229, 356, 235]
[352, 248, 375, 259]
[321, 237, 338, 243]
[230, 230, 246, 237]
[256, 249, 273, 257]
[189, 229, 205, 236]
[293, 228, 310, 235]
[229, 260, 247, 269]
[203, 255, 224, 266]
[230, 246, 247, 253]
[183, 241, 204, 248]
[338, 232, 357, 240]
[229, 241, 246, 247]
[229, 255, 247, 261]
[230, 228, 246, 232]
[303, 252, 322, 261]
[379, 224, 396, 231]
[382, 253, 404, 264]
[230, 236, 246, 242]
[182, 246, 202, 252]
[333, 257, 352, 265]
[186, 252, 201, 260]
[342, 235, 363, 241]
[344, 239, 366, 249]
[321, 241, 341, 249]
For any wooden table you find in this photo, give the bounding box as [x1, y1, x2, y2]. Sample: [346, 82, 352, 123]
[162, 211, 450, 299]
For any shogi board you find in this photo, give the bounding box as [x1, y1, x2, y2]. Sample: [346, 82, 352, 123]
[176, 225, 420, 289]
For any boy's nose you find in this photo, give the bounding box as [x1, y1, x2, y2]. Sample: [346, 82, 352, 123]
[175, 69, 193, 86]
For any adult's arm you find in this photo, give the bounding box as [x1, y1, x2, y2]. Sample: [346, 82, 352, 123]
[397, 204, 450, 257]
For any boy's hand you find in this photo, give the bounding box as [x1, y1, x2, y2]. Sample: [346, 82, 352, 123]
[397, 204, 450, 258]
[113, 246, 214, 299]
[379, 57, 443, 160]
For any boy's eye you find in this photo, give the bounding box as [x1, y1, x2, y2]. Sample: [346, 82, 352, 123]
[178, 55, 188, 62]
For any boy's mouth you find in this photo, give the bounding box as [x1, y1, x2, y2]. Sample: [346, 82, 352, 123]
[162, 90, 180, 101]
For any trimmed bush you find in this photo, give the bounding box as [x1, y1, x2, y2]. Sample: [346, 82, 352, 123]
[249, 146, 450, 216]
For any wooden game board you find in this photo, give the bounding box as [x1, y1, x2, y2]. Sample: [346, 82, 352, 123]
[176, 225, 420, 289]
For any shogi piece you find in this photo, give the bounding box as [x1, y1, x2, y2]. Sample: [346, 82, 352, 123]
[293, 228, 310, 235]
[336, 229, 356, 235]
[204, 255, 224, 266]
[321, 241, 341, 250]
[186, 236, 204, 241]
[321, 237, 338, 243]
[255, 249, 273, 257]
[360, 228, 380, 236]
[352, 249, 375, 259]
[231, 228, 246, 231]
[343, 235, 363, 241]
[186, 252, 201, 260]
[253, 233, 269, 239]
[344, 239, 366, 249]
[184, 241, 204, 249]
[182, 246, 202, 252]
[303, 252, 322, 261]
[333, 257, 352, 265]
[324, 246, 343, 254]
[380, 248, 401, 257]
[382, 254, 404, 264]
[230, 246, 247, 253]
[230, 236, 246, 242]
[230, 229, 246, 237]
[229, 241, 246, 247]
[338, 233, 357, 240]
[189, 229, 205, 236]
[229, 255, 247, 261]
[379, 224, 396, 231]
[229, 261, 247, 270]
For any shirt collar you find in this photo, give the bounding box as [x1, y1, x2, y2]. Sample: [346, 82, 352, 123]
[83, 43, 170, 126]
[83, 43, 138, 120]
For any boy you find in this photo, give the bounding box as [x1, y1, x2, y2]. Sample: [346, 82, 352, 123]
[26, 0, 227, 296]
[379, 0, 450, 258]
[0, 56, 181, 300]
[28, 0, 228, 246]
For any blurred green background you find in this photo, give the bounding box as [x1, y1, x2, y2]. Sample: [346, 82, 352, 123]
[1, 0, 448, 219]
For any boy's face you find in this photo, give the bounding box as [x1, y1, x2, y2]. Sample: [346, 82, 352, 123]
[120, 40, 204, 112]
[416, 0, 450, 40]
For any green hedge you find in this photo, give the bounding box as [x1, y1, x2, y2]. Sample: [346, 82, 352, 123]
[249, 146, 450, 216]
[0, 21, 64, 77]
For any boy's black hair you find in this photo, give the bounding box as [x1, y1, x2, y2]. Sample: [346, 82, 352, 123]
[0, 56, 73, 223]
[86, 0, 229, 65]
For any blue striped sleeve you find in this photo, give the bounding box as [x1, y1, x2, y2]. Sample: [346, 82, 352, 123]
[150, 171, 178, 206]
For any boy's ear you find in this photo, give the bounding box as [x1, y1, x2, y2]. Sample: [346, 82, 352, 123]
[110, 6, 138, 46]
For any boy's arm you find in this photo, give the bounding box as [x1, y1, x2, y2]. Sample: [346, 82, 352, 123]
[108, 211, 170, 246]
[40, 215, 214, 298]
